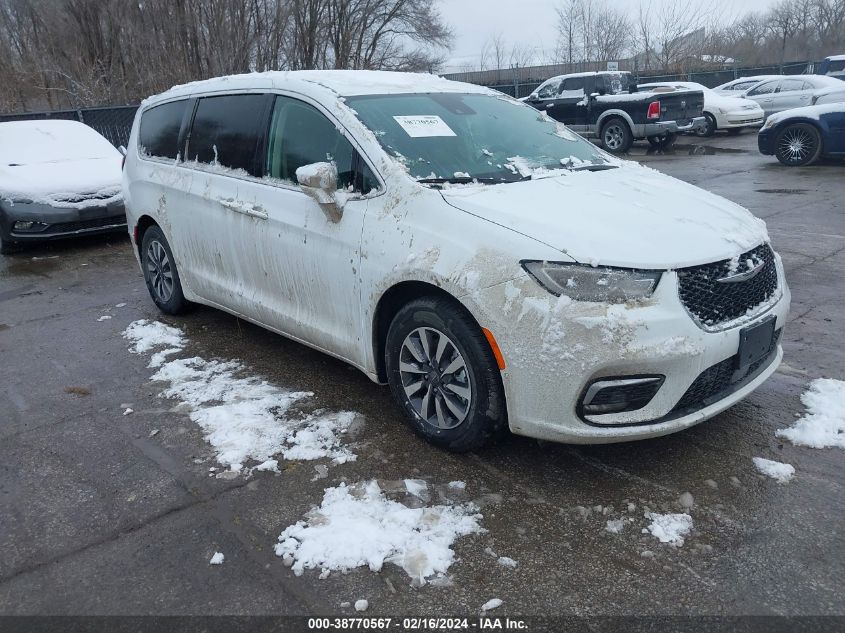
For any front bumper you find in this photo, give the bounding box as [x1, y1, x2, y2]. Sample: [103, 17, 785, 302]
[0, 199, 126, 243]
[466, 255, 790, 444]
[757, 129, 774, 155]
[721, 112, 764, 128]
[638, 116, 707, 137]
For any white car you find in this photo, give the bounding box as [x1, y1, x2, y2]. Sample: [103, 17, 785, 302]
[0, 120, 125, 254]
[123, 71, 790, 451]
[738, 75, 845, 117]
[713, 76, 779, 96]
[638, 81, 764, 136]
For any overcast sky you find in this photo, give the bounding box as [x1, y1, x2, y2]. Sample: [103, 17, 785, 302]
[438, 0, 782, 72]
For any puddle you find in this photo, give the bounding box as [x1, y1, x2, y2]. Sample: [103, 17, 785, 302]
[2, 257, 61, 277]
[642, 143, 750, 156]
[755, 188, 808, 194]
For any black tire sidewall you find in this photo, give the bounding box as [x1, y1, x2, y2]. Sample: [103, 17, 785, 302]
[775, 123, 822, 166]
[699, 113, 717, 137]
[385, 297, 507, 452]
[140, 226, 191, 314]
[601, 118, 632, 153]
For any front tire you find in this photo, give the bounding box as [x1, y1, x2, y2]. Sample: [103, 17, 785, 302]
[775, 123, 822, 166]
[599, 117, 633, 153]
[141, 225, 192, 314]
[385, 296, 507, 452]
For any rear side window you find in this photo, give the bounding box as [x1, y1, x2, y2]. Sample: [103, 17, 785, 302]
[188, 94, 266, 177]
[560, 78, 586, 97]
[829, 60, 845, 72]
[139, 100, 188, 160]
[537, 80, 562, 99]
[265, 96, 356, 189]
[778, 79, 805, 92]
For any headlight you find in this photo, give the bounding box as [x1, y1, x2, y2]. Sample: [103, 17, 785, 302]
[521, 261, 662, 302]
[762, 118, 776, 130]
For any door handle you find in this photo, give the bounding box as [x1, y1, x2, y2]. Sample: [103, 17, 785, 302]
[217, 198, 268, 220]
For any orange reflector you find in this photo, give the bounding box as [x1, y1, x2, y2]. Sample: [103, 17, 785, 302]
[482, 327, 506, 371]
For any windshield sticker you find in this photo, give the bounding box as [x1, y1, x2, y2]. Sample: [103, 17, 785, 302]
[393, 115, 457, 138]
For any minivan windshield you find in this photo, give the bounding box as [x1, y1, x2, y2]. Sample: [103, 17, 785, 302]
[345, 92, 612, 183]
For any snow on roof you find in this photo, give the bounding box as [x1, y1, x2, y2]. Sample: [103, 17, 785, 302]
[766, 102, 845, 127]
[826, 54, 845, 61]
[145, 70, 495, 107]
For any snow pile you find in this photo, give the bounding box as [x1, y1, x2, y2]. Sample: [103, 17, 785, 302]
[776, 378, 845, 449]
[275, 480, 484, 585]
[481, 598, 503, 612]
[752, 457, 795, 483]
[123, 320, 358, 472]
[645, 513, 693, 547]
[209, 552, 225, 565]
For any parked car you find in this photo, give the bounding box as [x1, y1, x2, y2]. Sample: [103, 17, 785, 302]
[125, 70, 789, 451]
[524, 71, 706, 152]
[713, 75, 779, 96]
[638, 81, 764, 136]
[810, 85, 845, 105]
[818, 55, 845, 80]
[0, 120, 125, 254]
[738, 75, 845, 117]
[758, 102, 845, 166]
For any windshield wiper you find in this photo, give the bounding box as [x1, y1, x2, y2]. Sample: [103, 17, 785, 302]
[416, 175, 527, 186]
[568, 163, 619, 172]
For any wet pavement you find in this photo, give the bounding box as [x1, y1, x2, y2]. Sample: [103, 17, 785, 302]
[1, 132, 843, 617]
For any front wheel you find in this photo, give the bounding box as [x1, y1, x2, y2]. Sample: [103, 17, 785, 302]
[647, 131, 678, 148]
[385, 296, 507, 452]
[775, 123, 822, 166]
[599, 118, 633, 153]
[141, 225, 192, 314]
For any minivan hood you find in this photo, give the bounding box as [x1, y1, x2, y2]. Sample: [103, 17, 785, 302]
[439, 164, 768, 269]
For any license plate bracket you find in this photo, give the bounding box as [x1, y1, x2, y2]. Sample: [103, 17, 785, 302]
[736, 316, 776, 370]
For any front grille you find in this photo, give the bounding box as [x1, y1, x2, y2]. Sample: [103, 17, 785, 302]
[677, 243, 778, 330]
[670, 328, 781, 416]
[43, 215, 126, 235]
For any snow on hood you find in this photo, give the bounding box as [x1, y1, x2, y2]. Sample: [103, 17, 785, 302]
[0, 159, 122, 207]
[0, 120, 122, 207]
[438, 163, 768, 269]
[766, 102, 845, 127]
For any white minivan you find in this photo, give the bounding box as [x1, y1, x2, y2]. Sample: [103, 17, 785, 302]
[123, 70, 790, 452]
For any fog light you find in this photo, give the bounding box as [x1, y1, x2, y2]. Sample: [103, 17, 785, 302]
[12, 220, 47, 233]
[580, 375, 665, 419]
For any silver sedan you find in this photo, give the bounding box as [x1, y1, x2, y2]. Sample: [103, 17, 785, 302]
[739, 75, 845, 117]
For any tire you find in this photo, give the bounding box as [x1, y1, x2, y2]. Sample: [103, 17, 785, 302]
[599, 117, 633, 153]
[775, 123, 822, 167]
[140, 225, 192, 314]
[385, 296, 508, 452]
[726, 127, 743, 136]
[647, 131, 678, 149]
[696, 113, 717, 137]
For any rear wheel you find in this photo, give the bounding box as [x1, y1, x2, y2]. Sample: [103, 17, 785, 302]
[599, 117, 633, 153]
[696, 113, 717, 137]
[647, 131, 678, 149]
[775, 123, 822, 166]
[385, 296, 507, 452]
[141, 225, 192, 314]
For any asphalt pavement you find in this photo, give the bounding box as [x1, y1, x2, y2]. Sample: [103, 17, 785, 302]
[1, 132, 843, 618]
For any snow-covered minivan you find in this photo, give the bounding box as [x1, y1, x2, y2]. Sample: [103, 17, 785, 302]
[123, 71, 790, 452]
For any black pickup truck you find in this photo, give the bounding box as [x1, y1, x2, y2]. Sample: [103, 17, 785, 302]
[524, 71, 706, 153]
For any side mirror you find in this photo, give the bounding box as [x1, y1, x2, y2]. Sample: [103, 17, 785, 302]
[296, 162, 342, 223]
[528, 92, 539, 100]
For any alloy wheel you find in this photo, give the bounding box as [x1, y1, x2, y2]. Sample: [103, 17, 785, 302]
[777, 126, 818, 165]
[399, 327, 472, 430]
[145, 239, 174, 303]
[604, 124, 624, 150]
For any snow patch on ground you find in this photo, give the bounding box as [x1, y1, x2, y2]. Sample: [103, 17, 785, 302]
[209, 552, 224, 565]
[481, 598, 503, 611]
[753, 457, 795, 483]
[123, 320, 358, 472]
[645, 513, 693, 547]
[274, 480, 484, 586]
[776, 378, 845, 449]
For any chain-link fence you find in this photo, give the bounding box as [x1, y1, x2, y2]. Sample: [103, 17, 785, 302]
[444, 60, 816, 98]
[0, 105, 139, 148]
